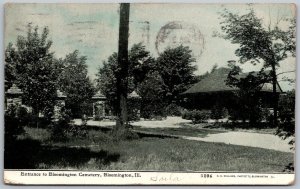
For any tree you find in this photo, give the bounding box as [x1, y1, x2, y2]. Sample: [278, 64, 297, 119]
[138, 71, 167, 119]
[276, 90, 295, 147]
[115, 3, 130, 133]
[5, 24, 58, 125]
[97, 45, 197, 118]
[155, 45, 197, 103]
[96, 43, 154, 114]
[96, 53, 119, 113]
[225, 63, 269, 124]
[219, 8, 296, 125]
[57, 50, 95, 118]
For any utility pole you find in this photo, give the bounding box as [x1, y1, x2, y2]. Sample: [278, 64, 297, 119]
[115, 3, 130, 134]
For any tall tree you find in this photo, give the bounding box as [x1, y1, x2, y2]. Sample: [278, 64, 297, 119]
[137, 70, 167, 118]
[155, 45, 197, 103]
[219, 8, 296, 125]
[57, 50, 95, 118]
[5, 24, 58, 124]
[96, 44, 153, 113]
[115, 3, 130, 133]
[97, 45, 196, 118]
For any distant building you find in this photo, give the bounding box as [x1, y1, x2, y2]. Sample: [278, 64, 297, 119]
[181, 67, 283, 110]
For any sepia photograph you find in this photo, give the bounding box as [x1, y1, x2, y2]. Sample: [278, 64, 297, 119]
[3, 2, 296, 185]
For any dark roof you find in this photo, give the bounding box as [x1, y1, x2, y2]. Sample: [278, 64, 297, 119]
[182, 67, 282, 95]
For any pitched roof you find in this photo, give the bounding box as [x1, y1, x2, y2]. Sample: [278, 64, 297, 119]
[129, 90, 141, 98]
[182, 67, 282, 95]
[92, 91, 106, 100]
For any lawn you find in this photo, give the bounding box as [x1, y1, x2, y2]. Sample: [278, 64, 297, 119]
[4, 126, 293, 173]
[132, 126, 226, 137]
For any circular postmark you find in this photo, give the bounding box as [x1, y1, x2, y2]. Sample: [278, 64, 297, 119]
[155, 21, 205, 58]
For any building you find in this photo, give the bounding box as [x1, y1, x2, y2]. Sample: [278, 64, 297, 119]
[181, 67, 283, 110]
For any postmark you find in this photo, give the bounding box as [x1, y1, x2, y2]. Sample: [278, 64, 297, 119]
[155, 21, 205, 58]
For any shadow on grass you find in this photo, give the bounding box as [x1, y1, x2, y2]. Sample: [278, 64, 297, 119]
[4, 138, 120, 169]
[204, 122, 277, 130]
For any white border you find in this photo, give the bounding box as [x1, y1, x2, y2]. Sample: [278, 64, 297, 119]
[0, 0, 299, 188]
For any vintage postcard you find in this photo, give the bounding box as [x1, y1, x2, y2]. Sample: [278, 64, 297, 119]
[3, 3, 296, 185]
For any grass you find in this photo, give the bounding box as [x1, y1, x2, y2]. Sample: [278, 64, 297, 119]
[132, 126, 225, 137]
[203, 122, 278, 134]
[5, 126, 293, 172]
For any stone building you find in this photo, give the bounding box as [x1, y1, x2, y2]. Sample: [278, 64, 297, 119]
[5, 84, 23, 110]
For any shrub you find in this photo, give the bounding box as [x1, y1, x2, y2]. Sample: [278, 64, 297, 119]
[128, 98, 141, 121]
[5, 104, 26, 142]
[249, 105, 264, 125]
[49, 107, 71, 141]
[165, 103, 182, 116]
[94, 114, 103, 121]
[140, 99, 167, 119]
[16, 106, 30, 126]
[69, 115, 88, 138]
[276, 91, 295, 152]
[182, 109, 192, 120]
[211, 105, 228, 120]
[182, 110, 210, 124]
[228, 104, 264, 125]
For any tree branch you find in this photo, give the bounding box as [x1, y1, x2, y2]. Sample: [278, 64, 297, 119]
[276, 70, 295, 76]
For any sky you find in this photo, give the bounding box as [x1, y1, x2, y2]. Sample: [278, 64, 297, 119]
[4, 3, 296, 91]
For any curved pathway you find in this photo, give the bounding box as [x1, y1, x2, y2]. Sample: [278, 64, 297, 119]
[74, 117, 294, 153]
[183, 131, 294, 153]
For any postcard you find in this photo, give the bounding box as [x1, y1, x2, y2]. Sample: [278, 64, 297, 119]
[3, 3, 296, 185]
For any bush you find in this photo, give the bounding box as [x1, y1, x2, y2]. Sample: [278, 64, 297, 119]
[128, 98, 141, 121]
[182, 109, 192, 120]
[182, 110, 210, 124]
[16, 106, 30, 126]
[140, 99, 167, 119]
[165, 103, 182, 116]
[94, 114, 103, 121]
[5, 105, 25, 142]
[49, 107, 71, 141]
[211, 105, 228, 120]
[249, 106, 264, 125]
[228, 105, 264, 125]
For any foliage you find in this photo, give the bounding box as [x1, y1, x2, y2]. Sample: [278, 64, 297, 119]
[96, 44, 197, 118]
[57, 50, 95, 118]
[5, 104, 25, 142]
[182, 110, 210, 124]
[155, 45, 197, 103]
[219, 8, 296, 126]
[66, 119, 88, 139]
[138, 71, 167, 119]
[276, 90, 295, 150]
[219, 9, 295, 65]
[225, 64, 269, 125]
[210, 104, 228, 121]
[79, 102, 93, 117]
[49, 107, 71, 141]
[165, 103, 183, 116]
[5, 24, 58, 120]
[16, 106, 31, 126]
[127, 98, 141, 121]
[278, 90, 295, 123]
[96, 44, 156, 115]
[96, 53, 133, 113]
[128, 43, 156, 87]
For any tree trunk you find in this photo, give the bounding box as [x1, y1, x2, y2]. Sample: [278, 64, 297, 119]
[271, 62, 278, 126]
[115, 3, 130, 134]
